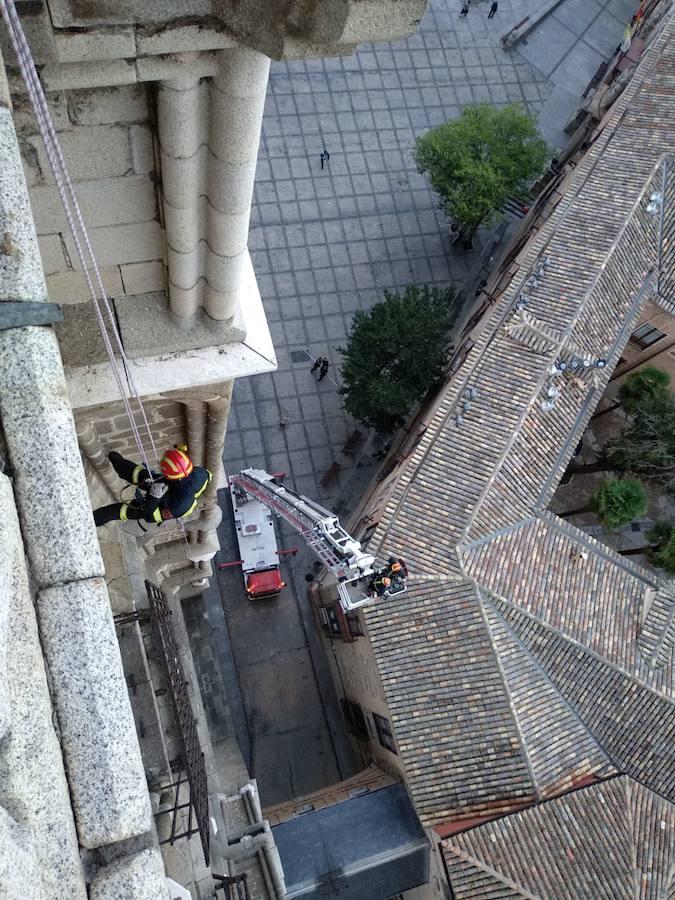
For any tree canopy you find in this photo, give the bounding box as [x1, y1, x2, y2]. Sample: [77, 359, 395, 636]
[646, 522, 675, 574]
[590, 478, 647, 529]
[606, 392, 675, 493]
[617, 365, 670, 412]
[413, 103, 549, 234]
[338, 284, 458, 433]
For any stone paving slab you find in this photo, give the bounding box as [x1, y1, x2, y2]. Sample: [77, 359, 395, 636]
[517, 0, 633, 147]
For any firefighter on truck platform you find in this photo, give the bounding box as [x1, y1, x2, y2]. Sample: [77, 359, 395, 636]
[93, 445, 212, 527]
[368, 556, 408, 598]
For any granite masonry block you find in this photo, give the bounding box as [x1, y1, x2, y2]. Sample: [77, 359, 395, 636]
[37, 577, 152, 848]
[0, 107, 49, 304]
[37, 234, 66, 275]
[120, 260, 167, 296]
[64, 220, 164, 269]
[54, 28, 136, 64]
[47, 266, 124, 303]
[0, 808, 43, 900]
[0, 481, 87, 899]
[90, 849, 168, 900]
[28, 124, 133, 184]
[0, 477, 13, 743]
[29, 174, 157, 234]
[0, 328, 104, 587]
[130, 124, 155, 174]
[67, 84, 149, 126]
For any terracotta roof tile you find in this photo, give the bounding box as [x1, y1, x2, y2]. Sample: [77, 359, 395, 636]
[360, 11, 675, 834]
[444, 777, 674, 899]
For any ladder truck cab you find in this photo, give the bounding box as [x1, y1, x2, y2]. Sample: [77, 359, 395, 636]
[229, 478, 285, 599]
[229, 469, 408, 612]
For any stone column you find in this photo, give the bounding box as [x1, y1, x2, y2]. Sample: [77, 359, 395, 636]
[76, 421, 118, 500]
[206, 49, 270, 321]
[158, 49, 270, 321]
[185, 381, 234, 565]
[183, 399, 207, 468]
[157, 74, 204, 320]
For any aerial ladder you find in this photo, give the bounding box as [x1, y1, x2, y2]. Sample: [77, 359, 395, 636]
[229, 469, 407, 612]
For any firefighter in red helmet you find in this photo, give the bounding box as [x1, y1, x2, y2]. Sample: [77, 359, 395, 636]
[93, 445, 212, 527]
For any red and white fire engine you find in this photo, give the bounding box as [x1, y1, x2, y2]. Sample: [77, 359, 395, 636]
[229, 478, 285, 599]
[229, 469, 407, 611]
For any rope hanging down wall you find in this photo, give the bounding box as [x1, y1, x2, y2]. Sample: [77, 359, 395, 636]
[0, 0, 159, 476]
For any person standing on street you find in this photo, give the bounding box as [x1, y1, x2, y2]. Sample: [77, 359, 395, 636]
[319, 358, 330, 381]
[311, 356, 323, 376]
[460, 1, 469, 15]
[488, 0, 498, 17]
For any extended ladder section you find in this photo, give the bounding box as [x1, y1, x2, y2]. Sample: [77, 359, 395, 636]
[230, 469, 380, 611]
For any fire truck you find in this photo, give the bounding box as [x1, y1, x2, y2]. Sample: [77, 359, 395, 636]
[229, 469, 407, 611]
[229, 478, 285, 599]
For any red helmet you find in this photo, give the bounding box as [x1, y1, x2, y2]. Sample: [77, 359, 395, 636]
[161, 447, 193, 480]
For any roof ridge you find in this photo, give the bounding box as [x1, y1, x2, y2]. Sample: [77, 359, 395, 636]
[540, 510, 660, 586]
[479, 588, 614, 772]
[488, 588, 674, 702]
[637, 586, 675, 669]
[472, 581, 541, 801]
[459, 515, 536, 552]
[442, 843, 542, 899]
[623, 776, 641, 900]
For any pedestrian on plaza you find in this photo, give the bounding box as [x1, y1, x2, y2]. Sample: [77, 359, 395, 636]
[310, 356, 323, 376]
[488, 0, 498, 17]
[460, 1, 469, 15]
[318, 358, 330, 381]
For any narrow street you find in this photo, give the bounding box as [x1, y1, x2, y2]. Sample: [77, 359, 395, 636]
[213, 511, 359, 806]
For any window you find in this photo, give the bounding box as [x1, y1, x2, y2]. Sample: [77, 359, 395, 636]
[341, 699, 369, 740]
[346, 612, 364, 637]
[318, 605, 342, 638]
[629, 322, 666, 350]
[372, 712, 397, 754]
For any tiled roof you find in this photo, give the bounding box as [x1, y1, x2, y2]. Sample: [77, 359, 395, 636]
[363, 13, 675, 830]
[442, 776, 675, 899]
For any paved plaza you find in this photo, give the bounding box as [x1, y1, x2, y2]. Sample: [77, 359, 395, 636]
[207, 0, 638, 805]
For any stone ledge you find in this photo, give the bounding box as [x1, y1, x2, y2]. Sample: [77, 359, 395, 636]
[1, 479, 87, 900]
[115, 290, 247, 359]
[64, 253, 276, 409]
[36, 577, 152, 849]
[90, 848, 168, 900]
[0, 326, 104, 587]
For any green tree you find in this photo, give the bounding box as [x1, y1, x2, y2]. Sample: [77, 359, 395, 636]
[560, 477, 647, 528]
[592, 366, 670, 420]
[647, 522, 675, 573]
[413, 103, 549, 237]
[619, 522, 675, 573]
[604, 393, 675, 493]
[568, 388, 675, 487]
[338, 284, 457, 433]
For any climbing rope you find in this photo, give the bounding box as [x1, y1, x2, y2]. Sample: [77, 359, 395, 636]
[0, 0, 159, 477]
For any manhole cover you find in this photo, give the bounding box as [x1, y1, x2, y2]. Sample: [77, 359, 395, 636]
[290, 350, 308, 363]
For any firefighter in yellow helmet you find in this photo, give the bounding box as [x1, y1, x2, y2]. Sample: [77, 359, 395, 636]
[93, 445, 211, 526]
